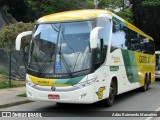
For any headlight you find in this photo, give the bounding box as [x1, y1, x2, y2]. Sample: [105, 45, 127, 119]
[26, 75, 36, 87]
[73, 78, 96, 89]
[26, 80, 36, 87]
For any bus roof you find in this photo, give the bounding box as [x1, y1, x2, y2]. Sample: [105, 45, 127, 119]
[37, 9, 153, 41]
[37, 9, 112, 23]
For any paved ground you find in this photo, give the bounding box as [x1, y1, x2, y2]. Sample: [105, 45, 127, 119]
[0, 82, 160, 120]
[0, 87, 31, 108]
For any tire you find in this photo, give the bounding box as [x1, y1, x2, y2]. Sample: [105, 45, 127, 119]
[141, 75, 149, 92]
[148, 74, 151, 87]
[101, 80, 116, 107]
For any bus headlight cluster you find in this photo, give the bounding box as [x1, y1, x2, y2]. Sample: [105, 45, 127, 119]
[26, 75, 36, 87]
[26, 80, 36, 87]
[73, 78, 96, 89]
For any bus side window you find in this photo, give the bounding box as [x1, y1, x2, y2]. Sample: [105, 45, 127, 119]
[111, 20, 127, 52]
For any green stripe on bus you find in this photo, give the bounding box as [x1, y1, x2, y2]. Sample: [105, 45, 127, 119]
[113, 17, 128, 27]
[121, 49, 139, 83]
[52, 76, 85, 85]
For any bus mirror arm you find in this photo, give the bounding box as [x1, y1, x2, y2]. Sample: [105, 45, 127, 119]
[90, 27, 104, 49]
[15, 31, 32, 51]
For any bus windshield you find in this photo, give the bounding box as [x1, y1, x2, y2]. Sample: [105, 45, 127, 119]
[28, 21, 95, 75]
[156, 54, 160, 70]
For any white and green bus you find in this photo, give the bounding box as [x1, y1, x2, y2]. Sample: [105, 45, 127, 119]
[16, 9, 155, 106]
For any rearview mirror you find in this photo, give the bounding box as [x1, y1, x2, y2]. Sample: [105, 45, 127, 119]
[90, 27, 104, 49]
[15, 31, 32, 50]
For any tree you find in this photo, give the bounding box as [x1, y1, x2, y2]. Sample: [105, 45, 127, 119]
[0, 0, 29, 22]
[116, 8, 133, 23]
[26, 0, 94, 21]
[0, 22, 34, 49]
[131, 0, 160, 50]
[99, 0, 131, 10]
[0, 22, 34, 84]
[98, 0, 133, 23]
[0, 0, 133, 23]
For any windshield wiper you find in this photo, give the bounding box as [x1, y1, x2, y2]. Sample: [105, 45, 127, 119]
[73, 52, 80, 72]
[37, 24, 60, 75]
[38, 47, 55, 76]
[61, 33, 75, 54]
[59, 52, 72, 76]
[57, 41, 72, 76]
[60, 30, 79, 74]
[38, 24, 73, 76]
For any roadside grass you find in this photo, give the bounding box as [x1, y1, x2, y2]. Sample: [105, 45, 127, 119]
[0, 80, 25, 89]
[0, 65, 25, 89]
[0, 65, 8, 76]
[0, 72, 25, 89]
[17, 93, 26, 97]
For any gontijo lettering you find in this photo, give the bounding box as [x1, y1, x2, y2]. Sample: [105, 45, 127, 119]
[139, 56, 150, 63]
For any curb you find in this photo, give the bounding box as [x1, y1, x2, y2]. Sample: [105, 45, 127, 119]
[0, 100, 33, 109]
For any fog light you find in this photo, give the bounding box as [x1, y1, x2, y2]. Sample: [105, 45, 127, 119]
[79, 93, 87, 100]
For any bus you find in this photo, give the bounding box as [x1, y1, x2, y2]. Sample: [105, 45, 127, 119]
[155, 51, 160, 80]
[15, 9, 155, 107]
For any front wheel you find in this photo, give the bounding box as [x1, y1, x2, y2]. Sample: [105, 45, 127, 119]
[101, 81, 116, 107]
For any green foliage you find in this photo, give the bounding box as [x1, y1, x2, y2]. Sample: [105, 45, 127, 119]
[132, 0, 160, 50]
[0, 22, 34, 49]
[116, 8, 133, 23]
[0, 65, 8, 77]
[17, 93, 26, 97]
[26, 0, 94, 20]
[99, 0, 124, 10]
[0, 80, 25, 89]
[0, 0, 133, 23]
[142, 0, 160, 6]
[0, 81, 10, 88]
[98, 0, 133, 23]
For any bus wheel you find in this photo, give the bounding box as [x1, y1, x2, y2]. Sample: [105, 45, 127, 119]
[148, 74, 151, 87]
[141, 75, 149, 92]
[102, 80, 116, 107]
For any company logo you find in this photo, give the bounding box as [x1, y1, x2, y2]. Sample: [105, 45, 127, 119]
[111, 55, 121, 63]
[96, 87, 105, 99]
[2, 112, 11, 117]
[139, 56, 150, 63]
[51, 86, 56, 91]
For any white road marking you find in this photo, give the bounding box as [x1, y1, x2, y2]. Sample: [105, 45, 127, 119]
[145, 107, 160, 120]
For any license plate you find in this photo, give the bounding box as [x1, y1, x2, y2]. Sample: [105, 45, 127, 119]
[48, 94, 60, 99]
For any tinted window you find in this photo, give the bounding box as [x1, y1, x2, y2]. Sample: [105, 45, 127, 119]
[111, 20, 127, 51]
[111, 20, 154, 54]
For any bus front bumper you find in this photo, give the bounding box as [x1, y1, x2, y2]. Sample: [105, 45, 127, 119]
[26, 84, 95, 104]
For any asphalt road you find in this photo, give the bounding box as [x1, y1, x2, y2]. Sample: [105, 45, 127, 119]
[1, 81, 160, 120]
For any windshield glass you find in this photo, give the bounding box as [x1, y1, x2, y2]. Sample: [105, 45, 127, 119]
[156, 54, 160, 70]
[28, 21, 95, 75]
